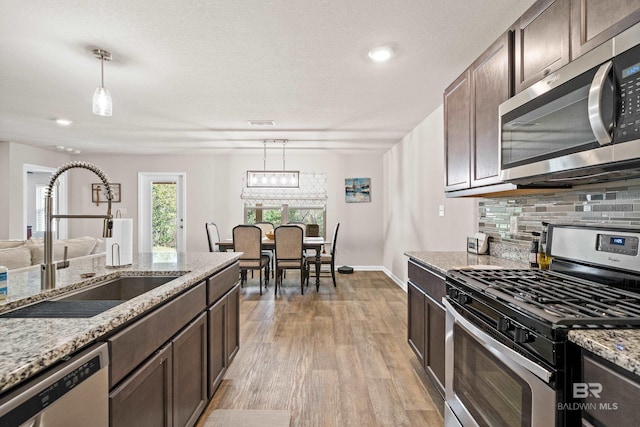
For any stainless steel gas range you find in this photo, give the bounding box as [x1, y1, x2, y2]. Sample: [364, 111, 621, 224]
[444, 224, 640, 427]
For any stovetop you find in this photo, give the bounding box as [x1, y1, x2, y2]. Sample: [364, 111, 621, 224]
[447, 269, 640, 327]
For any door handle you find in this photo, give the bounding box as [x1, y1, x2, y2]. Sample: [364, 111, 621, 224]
[588, 60, 614, 145]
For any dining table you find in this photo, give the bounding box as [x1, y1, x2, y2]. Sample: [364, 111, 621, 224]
[217, 236, 329, 290]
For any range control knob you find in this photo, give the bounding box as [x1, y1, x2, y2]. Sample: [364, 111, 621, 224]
[448, 288, 459, 299]
[457, 293, 471, 305]
[514, 327, 529, 343]
[497, 317, 511, 332]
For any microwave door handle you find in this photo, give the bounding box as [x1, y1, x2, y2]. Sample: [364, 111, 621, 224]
[588, 60, 613, 145]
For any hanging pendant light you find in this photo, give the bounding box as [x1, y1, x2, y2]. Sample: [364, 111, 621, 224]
[92, 48, 113, 116]
[247, 140, 300, 188]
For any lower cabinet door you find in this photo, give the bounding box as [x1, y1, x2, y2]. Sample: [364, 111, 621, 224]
[208, 295, 227, 398]
[109, 343, 173, 427]
[172, 313, 207, 427]
[407, 281, 426, 364]
[226, 283, 240, 364]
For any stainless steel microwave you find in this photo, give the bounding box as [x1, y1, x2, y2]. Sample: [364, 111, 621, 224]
[499, 22, 640, 186]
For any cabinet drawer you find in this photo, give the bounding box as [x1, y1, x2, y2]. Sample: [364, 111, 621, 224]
[408, 260, 446, 306]
[207, 263, 239, 305]
[108, 282, 206, 386]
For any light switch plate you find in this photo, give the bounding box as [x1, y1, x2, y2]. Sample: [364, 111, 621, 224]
[438, 205, 445, 217]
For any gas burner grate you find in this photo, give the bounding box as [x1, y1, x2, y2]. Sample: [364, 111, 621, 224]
[448, 269, 640, 326]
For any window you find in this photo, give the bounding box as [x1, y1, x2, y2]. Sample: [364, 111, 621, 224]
[35, 185, 56, 235]
[245, 204, 326, 236]
[242, 172, 327, 236]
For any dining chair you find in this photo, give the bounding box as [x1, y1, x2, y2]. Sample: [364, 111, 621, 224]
[255, 221, 275, 277]
[306, 222, 340, 287]
[286, 222, 306, 237]
[274, 225, 306, 295]
[205, 222, 222, 252]
[233, 225, 270, 295]
[306, 223, 320, 237]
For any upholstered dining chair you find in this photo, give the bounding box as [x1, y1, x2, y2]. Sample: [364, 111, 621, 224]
[305, 223, 320, 237]
[206, 222, 222, 252]
[306, 222, 340, 287]
[274, 225, 306, 295]
[233, 225, 270, 295]
[255, 221, 275, 277]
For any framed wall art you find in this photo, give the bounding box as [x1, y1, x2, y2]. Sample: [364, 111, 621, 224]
[345, 178, 371, 203]
[92, 183, 121, 204]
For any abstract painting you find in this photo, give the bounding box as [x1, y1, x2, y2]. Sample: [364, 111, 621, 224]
[345, 178, 371, 203]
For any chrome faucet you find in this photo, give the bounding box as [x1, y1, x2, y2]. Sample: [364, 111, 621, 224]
[41, 161, 114, 290]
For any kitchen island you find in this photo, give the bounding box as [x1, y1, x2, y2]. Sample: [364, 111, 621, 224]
[0, 251, 241, 395]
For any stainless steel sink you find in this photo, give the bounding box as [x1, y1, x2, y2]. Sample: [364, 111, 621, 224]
[56, 276, 182, 302]
[0, 275, 182, 318]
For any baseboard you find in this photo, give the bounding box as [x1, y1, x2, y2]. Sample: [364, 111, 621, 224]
[382, 267, 406, 292]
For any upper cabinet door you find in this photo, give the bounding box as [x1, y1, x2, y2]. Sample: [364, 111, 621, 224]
[444, 70, 471, 191]
[471, 31, 512, 187]
[514, 0, 570, 93]
[571, 0, 640, 59]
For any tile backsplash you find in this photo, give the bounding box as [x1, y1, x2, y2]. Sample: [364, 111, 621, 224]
[478, 179, 640, 261]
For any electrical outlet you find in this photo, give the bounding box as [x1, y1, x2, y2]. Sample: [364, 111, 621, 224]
[510, 216, 519, 234]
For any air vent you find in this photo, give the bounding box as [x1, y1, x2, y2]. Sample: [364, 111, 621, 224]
[248, 120, 276, 126]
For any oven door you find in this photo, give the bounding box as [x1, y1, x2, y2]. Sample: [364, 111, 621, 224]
[444, 299, 556, 427]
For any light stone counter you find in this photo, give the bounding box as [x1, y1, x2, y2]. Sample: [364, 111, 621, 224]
[569, 329, 640, 377]
[0, 251, 241, 394]
[404, 251, 529, 276]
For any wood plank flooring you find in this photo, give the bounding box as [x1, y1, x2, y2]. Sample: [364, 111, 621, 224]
[197, 271, 444, 427]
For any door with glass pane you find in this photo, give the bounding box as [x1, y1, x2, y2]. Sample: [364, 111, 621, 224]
[138, 173, 186, 255]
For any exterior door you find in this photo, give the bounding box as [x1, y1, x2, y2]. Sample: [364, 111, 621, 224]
[138, 173, 186, 254]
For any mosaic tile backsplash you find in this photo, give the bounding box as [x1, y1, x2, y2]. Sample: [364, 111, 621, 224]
[479, 179, 640, 261]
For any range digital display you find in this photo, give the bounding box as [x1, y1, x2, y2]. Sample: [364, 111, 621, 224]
[622, 63, 640, 79]
[610, 237, 626, 246]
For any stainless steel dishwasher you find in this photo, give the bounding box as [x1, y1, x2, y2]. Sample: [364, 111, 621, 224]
[0, 343, 109, 427]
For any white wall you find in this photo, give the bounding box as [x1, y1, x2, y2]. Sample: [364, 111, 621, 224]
[69, 149, 384, 266]
[382, 105, 477, 283]
[0, 142, 70, 239]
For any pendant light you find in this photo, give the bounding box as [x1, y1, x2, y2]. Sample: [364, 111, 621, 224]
[247, 140, 300, 188]
[92, 48, 113, 116]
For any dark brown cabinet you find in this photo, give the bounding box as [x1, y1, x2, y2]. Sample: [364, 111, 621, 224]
[470, 32, 512, 187]
[110, 313, 207, 427]
[106, 261, 240, 426]
[444, 70, 471, 191]
[581, 350, 640, 426]
[514, 0, 570, 93]
[444, 31, 512, 194]
[110, 344, 173, 427]
[207, 283, 240, 398]
[571, 0, 640, 59]
[172, 313, 207, 427]
[407, 260, 446, 398]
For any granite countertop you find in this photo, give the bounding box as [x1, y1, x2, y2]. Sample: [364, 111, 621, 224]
[569, 329, 640, 377]
[404, 251, 529, 275]
[0, 251, 241, 394]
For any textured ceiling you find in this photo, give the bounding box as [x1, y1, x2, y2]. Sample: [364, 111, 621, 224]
[0, 0, 535, 154]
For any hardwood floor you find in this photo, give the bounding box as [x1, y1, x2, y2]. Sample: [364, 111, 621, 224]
[197, 271, 444, 427]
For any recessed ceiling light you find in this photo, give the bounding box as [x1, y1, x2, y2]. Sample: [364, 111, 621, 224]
[248, 120, 276, 126]
[55, 118, 73, 126]
[368, 45, 395, 62]
[65, 147, 74, 152]
[74, 150, 81, 154]
[55, 146, 66, 151]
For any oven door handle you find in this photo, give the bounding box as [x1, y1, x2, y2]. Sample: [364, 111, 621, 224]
[444, 299, 553, 383]
[588, 60, 613, 146]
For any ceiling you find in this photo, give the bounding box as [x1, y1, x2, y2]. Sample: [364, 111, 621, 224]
[0, 0, 535, 155]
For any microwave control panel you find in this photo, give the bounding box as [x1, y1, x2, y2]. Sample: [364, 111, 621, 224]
[616, 44, 640, 142]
